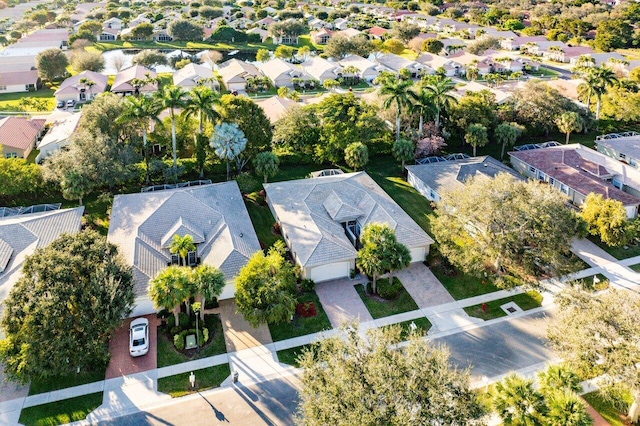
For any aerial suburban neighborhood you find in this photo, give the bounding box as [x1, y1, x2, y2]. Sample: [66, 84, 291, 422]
[2, 0, 640, 424]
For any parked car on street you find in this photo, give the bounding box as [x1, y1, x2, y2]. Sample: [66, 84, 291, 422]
[129, 317, 149, 357]
[66, 99, 76, 108]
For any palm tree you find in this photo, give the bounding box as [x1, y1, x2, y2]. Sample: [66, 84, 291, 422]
[78, 77, 95, 101]
[117, 95, 161, 184]
[408, 86, 435, 138]
[191, 265, 225, 320]
[156, 85, 188, 177]
[492, 373, 547, 426]
[424, 75, 456, 131]
[590, 66, 618, 122]
[169, 234, 196, 266]
[380, 78, 414, 143]
[494, 122, 524, 159]
[342, 65, 359, 86]
[545, 391, 592, 426]
[149, 265, 191, 327]
[183, 85, 220, 177]
[555, 112, 583, 144]
[210, 122, 248, 180]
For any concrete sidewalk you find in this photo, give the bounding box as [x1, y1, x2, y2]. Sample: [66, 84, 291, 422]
[571, 238, 640, 292]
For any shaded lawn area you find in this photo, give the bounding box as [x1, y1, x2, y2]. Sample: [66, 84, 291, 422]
[276, 344, 315, 368]
[588, 235, 640, 260]
[0, 87, 56, 111]
[463, 291, 543, 321]
[156, 314, 226, 368]
[244, 193, 282, 249]
[29, 370, 105, 396]
[26, 149, 39, 163]
[382, 317, 432, 342]
[19, 392, 103, 426]
[157, 363, 230, 398]
[631, 264, 640, 272]
[355, 282, 419, 319]
[268, 291, 332, 342]
[430, 267, 501, 301]
[582, 390, 632, 426]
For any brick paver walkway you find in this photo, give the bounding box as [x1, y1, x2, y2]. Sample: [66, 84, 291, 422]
[105, 315, 159, 379]
[315, 276, 373, 328]
[218, 299, 272, 352]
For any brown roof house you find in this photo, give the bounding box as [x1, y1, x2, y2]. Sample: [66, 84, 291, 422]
[111, 65, 158, 96]
[54, 70, 109, 104]
[509, 144, 640, 218]
[0, 68, 41, 94]
[0, 117, 46, 159]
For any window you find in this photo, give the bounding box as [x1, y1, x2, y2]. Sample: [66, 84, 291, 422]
[5, 153, 17, 158]
[549, 177, 555, 185]
[537, 170, 546, 181]
[529, 166, 536, 173]
[560, 184, 569, 195]
[171, 254, 180, 265]
[0, 86, 6, 91]
[187, 250, 197, 266]
[620, 153, 626, 160]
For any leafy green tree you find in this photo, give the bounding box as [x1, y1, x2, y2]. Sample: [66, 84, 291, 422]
[0, 230, 134, 383]
[450, 90, 498, 139]
[70, 51, 104, 73]
[555, 111, 583, 144]
[344, 142, 369, 171]
[594, 19, 633, 52]
[169, 234, 196, 266]
[322, 78, 339, 92]
[210, 122, 247, 180]
[380, 79, 414, 143]
[256, 48, 270, 62]
[268, 20, 307, 43]
[421, 38, 444, 54]
[297, 325, 485, 425]
[548, 288, 640, 422]
[274, 45, 295, 59]
[132, 49, 168, 69]
[191, 264, 225, 320]
[156, 85, 188, 174]
[423, 75, 456, 131]
[126, 23, 154, 40]
[465, 123, 488, 157]
[60, 169, 94, 206]
[253, 151, 280, 183]
[408, 86, 435, 137]
[272, 106, 321, 157]
[183, 85, 220, 177]
[168, 19, 204, 41]
[357, 223, 409, 294]
[36, 48, 68, 82]
[382, 38, 406, 55]
[492, 374, 547, 426]
[149, 265, 191, 327]
[28, 9, 53, 26]
[323, 35, 372, 59]
[234, 241, 297, 327]
[391, 20, 420, 43]
[0, 155, 43, 203]
[432, 173, 583, 288]
[392, 138, 415, 169]
[495, 121, 525, 159]
[581, 193, 632, 247]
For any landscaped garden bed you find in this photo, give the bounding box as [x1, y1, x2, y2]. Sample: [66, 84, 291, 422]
[157, 311, 226, 368]
[268, 285, 332, 342]
[355, 278, 419, 319]
[463, 291, 543, 321]
[382, 317, 432, 343]
[582, 390, 633, 426]
[276, 344, 316, 368]
[567, 273, 610, 292]
[19, 392, 103, 426]
[588, 235, 640, 260]
[157, 364, 231, 398]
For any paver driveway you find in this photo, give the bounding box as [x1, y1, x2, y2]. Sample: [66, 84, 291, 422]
[105, 314, 159, 379]
[395, 262, 455, 308]
[315, 277, 373, 328]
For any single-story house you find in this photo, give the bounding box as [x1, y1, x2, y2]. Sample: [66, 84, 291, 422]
[416, 53, 460, 77]
[447, 51, 493, 75]
[338, 54, 388, 81]
[36, 112, 82, 162]
[509, 144, 640, 218]
[300, 57, 342, 83]
[595, 133, 640, 170]
[333, 18, 350, 30]
[334, 28, 363, 39]
[107, 182, 261, 317]
[0, 207, 84, 312]
[455, 81, 512, 104]
[247, 27, 269, 42]
[264, 171, 434, 282]
[310, 28, 333, 44]
[54, 70, 109, 104]
[371, 53, 432, 78]
[254, 96, 299, 124]
[216, 59, 262, 92]
[152, 29, 173, 42]
[0, 69, 41, 94]
[129, 13, 151, 28]
[172, 63, 217, 89]
[366, 26, 388, 40]
[0, 116, 46, 159]
[500, 35, 547, 51]
[406, 156, 523, 203]
[103, 17, 123, 30]
[256, 58, 310, 88]
[111, 65, 158, 96]
[98, 27, 119, 42]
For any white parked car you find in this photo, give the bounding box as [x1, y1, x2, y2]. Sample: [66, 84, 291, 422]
[129, 317, 149, 357]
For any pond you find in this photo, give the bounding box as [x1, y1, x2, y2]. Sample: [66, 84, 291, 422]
[101, 49, 258, 75]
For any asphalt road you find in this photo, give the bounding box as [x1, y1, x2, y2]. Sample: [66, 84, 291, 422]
[539, 64, 573, 80]
[101, 309, 556, 425]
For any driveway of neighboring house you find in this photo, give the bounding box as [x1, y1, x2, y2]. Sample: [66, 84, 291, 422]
[105, 315, 159, 379]
[395, 262, 456, 309]
[316, 277, 373, 328]
[218, 299, 273, 353]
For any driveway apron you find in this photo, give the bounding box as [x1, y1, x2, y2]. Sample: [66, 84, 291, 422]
[315, 277, 373, 328]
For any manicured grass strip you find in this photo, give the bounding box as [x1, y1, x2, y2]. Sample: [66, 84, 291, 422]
[29, 371, 105, 396]
[383, 317, 432, 342]
[157, 364, 230, 398]
[588, 235, 640, 260]
[464, 291, 543, 321]
[631, 264, 640, 272]
[19, 392, 103, 426]
[244, 195, 282, 249]
[355, 282, 419, 319]
[0, 87, 56, 111]
[431, 267, 501, 301]
[157, 314, 226, 368]
[268, 291, 332, 342]
[277, 344, 315, 368]
[582, 390, 630, 426]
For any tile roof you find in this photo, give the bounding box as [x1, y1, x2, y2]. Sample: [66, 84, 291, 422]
[172, 63, 214, 87]
[111, 65, 157, 93]
[0, 69, 39, 86]
[264, 172, 434, 268]
[509, 146, 640, 206]
[37, 112, 82, 152]
[597, 136, 640, 162]
[0, 117, 45, 150]
[254, 96, 299, 124]
[54, 70, 109, 96]
[107, 182, 261, 296]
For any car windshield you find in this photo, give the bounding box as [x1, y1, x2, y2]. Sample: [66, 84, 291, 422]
[133, 338, 145, 347]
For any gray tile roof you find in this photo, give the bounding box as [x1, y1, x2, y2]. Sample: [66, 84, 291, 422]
[264, 172, 434, 268]
[406, 156, 523, 197]
[0, 207, 84, 307]
[107, 182, 261, 297]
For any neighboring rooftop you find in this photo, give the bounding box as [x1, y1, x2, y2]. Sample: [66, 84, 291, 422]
[596, 133, 640, 162]
[0, 116, 45, 151]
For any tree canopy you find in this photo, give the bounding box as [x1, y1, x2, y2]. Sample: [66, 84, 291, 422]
[581, 193, 633, 247]
[432, 173, 583, 288]
[168, 19, 204, 41]
[36, 48, 68, 81]
[0, 230, 134, 383]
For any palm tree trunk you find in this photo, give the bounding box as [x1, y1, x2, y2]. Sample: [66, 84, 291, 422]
[171, 110, 177, 170]
[501, 142, 506, 160]
[79, 196, 83, 206]
[372, 274, 378, 295]
[473, 145, 477, 157]
[226, 159, 230, 181]
[143, 129, 149, 185]
[565, 132, 570, 145]
[396, 112, 401, 143]
[199, 294, 206, 321]
[435, 108, 441, 131]
[596, 97, 602, 122]
[173, 306, 180, 327]
[418, 114, 424, 138]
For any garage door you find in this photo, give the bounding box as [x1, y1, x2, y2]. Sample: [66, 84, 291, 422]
[226, 82, 245, 92]
[309, 262, 350, 282]
[409, 247, 425, 263]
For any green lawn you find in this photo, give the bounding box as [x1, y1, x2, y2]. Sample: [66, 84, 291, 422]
[269, 291, 332, 341]
[156, 314, 226, 368]
[528, 66, 560, 77]
[355, 281, 419, 319]
[0, 87, 56, 112]
[19, 392, 103, 426]
[276, 344, 315, 368]
[29, 370, 105, 396]
[244, 194, 282, 249]
[631, 264, 640, 272]
[463, 291, 543, 320]
[26, 149, 40, 163]
[91, 38, 320, 52]
[582, 390, 631, 426]
[588, 235, 640, 260]
[431, 266, 501, 301]
[382, 317, 432, 342]
[157, 364, 230, 398]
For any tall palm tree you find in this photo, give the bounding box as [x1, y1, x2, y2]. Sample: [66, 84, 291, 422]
[191, 265, 225, 320]
[545, 391, 592, 426]
[590, 66, 618, 122]
[78, 77, 95, 101]
[156, 85, 188, 177]
[380, 78, 414, 143]
[117, 95, 161, 184]
[408, 86, 435, 137]
[149, 265, 190, 327]
[169, 234, 196, 266]
[183, 85, 220, 177]
[492, 373, 547, 426]
[424, 75, 456, 131]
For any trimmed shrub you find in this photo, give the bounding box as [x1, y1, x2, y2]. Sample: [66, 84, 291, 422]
[173, 333, 185, 350]
[377, 277, 403, 300]
[202, 327, 209, 343]
[235, 171, 261, 194]
[178, 312, 190, 328]
[296, 302, 317, 318]
[300, 278, 315, 292]
[170, 326, 181, 335]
